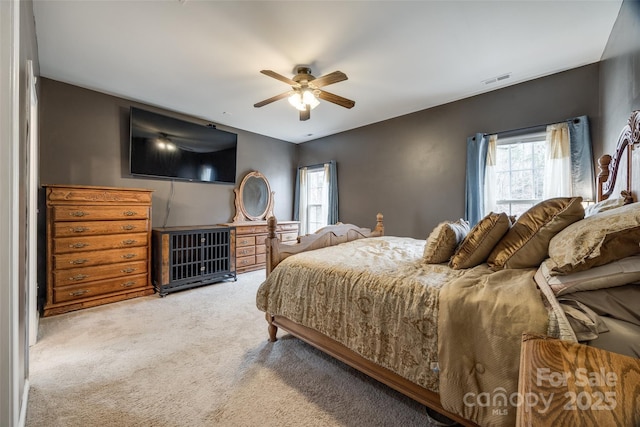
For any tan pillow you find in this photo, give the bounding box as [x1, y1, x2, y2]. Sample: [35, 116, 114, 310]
[547, 203, 640, 275]
[449, 212, 510, 270]
[423, 219, 470, 263]
[487, 197, 584, 270]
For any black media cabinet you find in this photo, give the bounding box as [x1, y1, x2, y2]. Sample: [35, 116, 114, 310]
[152, 226, 236, 296]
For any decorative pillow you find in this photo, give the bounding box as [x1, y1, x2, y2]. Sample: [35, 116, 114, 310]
[449, 212, 510, 270]
[487, 197, 584, 270]
[546, 202, 640, 275]
[423, 219, 470, 263]
[538, 255, 640, 295]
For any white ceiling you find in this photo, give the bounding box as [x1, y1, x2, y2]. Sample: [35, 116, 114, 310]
[33, 1, 622, 144]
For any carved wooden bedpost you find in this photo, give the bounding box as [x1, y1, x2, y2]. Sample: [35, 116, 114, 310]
[265, 216, 279, 341]
[374, 213, 384, 236]
[266, 216, 279, 277]
[597, 154, 611, 202]
[266, 312, 277, 342]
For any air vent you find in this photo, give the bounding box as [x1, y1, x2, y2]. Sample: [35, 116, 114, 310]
[483, 73, 512, 85]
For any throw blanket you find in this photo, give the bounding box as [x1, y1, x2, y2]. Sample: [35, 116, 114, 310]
[438, 265, 549, 426]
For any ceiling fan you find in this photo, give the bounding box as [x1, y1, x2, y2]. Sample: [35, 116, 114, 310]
[254, 66, 355, 121]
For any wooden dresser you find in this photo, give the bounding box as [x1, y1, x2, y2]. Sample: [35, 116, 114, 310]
[44, 185, 154, 316]
[219, 221, 299, 273]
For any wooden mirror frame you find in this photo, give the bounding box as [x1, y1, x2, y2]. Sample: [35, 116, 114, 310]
[233, 171, 275, 222]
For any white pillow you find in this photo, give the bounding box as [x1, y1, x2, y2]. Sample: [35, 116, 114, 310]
[584, 197, 626, 217]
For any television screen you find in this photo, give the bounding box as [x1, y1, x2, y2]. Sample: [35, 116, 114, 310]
[129, 107, 237, 184]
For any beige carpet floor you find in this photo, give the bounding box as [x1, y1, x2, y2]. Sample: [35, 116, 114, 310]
[26, 270, 440, 427]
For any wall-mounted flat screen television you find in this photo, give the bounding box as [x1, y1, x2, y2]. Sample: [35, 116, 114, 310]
[129, 107, 237, 184]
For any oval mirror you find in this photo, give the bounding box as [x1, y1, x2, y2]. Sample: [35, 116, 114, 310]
[233, 171, 274, 222]
[243, 176, 269, 218]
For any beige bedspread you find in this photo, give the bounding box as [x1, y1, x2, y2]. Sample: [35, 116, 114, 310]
[257, 236, 463, 392]
[257, 236, 552, 427]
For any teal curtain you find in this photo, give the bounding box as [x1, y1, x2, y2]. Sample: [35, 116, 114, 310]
[567, 116, 595, 201]
[326, 160, 339, 225]
[293, 168, 301, 221]
[465, 133, 489, 226]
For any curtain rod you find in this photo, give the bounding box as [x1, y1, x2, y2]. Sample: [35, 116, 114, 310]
[298, 160, 334, 170]
[484, 116, 583, 138]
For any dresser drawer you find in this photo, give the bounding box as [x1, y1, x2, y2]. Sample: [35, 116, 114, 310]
[236, 246, 256, 257]
[255, 234, 268, 245]
[236, 225, 269, 235]
[53, 232, 148, 254]
[52, 205, 150, 222]
[53, 273, 148, 304]
[256, 253, 266, 264]
[277, 224, 300, 232]
[237, 255, 256, 268]
[53, 219, 149, 237]
[47, 186, 152, 204]
[255, 244, 266, 255]
[279, 232, 298, 243]
[53, 260, 147, 287]
[53, 247, 148, 270]
[236, 235, 256, 247]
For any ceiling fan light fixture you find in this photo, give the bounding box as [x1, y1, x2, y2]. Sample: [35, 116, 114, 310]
[255, 68, 353, 120]
[288, 89, 319, 111]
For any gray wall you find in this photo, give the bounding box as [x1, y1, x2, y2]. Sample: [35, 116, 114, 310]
[298, 65, 600, 239]
[600, 0, 640, 155]
[39, 78, 298, 227]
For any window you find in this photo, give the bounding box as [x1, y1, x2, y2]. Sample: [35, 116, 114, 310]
[468, 116, 594, 226]
[305, 167, 327, 233]
[493, 132, 546, 216]
[295, 161, 338, 235]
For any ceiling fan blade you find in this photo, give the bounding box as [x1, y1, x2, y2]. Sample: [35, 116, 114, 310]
[310, 71, 348, 88]
[260, 70, 299, 87]
[317, 90, 355, 109]
[253, 91, 290, 108]
[300, 105, 310, 121]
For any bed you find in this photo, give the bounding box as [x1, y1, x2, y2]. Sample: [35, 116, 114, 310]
[257, 110, 640, 427]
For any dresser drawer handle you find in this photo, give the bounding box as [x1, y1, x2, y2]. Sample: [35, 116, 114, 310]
[122, 239, 137, 245]
[240, 259, 250, 265]
[69, 289, 89, 297]
[69, 242, 89, 249]
[121, 268, 136, 273]
[69, 211, 87, 217]
[122, 224, 135, 231]
[71, 226, 89, 233]
[121, 281, 136, 288]
[240, 239, 249, 245]
[123, 210, 137, 216]
[121, 253, 137, 259]
[70, 258, 89, 265]
[69, 274, 89, 281]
